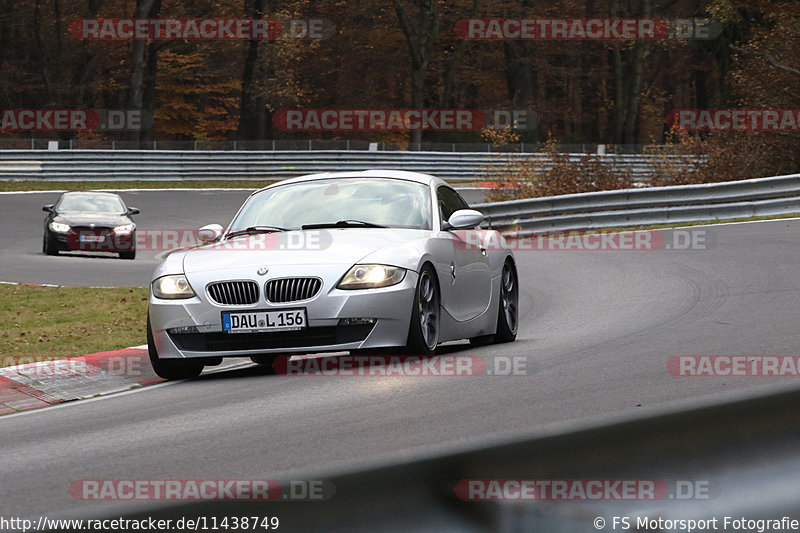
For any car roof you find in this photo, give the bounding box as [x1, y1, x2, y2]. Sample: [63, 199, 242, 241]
[60, 191, 122, 198]
[254, 170, 449, 193]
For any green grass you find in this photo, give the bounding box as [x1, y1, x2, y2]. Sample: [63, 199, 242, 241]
[0, 284, 149, 365]
[0, 180, 276, 191]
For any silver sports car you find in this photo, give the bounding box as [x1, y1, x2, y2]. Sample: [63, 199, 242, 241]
[147, 170, 518, 379]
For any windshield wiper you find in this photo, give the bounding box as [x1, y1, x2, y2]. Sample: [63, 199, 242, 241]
[225, 226, 289, 239]
[301, 220, 387, 230]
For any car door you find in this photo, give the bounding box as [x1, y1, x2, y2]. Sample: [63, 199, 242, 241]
[437, 185, 492, 322]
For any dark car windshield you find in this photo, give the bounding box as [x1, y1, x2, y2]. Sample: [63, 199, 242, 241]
[57, 194, 125, 213]
[230, 178, 432, 231]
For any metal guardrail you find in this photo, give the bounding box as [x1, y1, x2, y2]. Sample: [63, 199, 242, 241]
[0, 139, 667, 154]
[0, 149, 695, 183]
[476, 173, 800, 232]
[118, 387, 800, 531]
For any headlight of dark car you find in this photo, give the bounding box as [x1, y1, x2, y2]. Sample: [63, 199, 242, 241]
[49, 221, 70, 233]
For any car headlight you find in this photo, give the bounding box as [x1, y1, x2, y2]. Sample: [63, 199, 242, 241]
[337, 264, 406, 290]
[113, 223, 135, 235]
[49, 221, 70, 233]
[152, 274, 196, 299]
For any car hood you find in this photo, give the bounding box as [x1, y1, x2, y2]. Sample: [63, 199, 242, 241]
[181, 228, 431, 274]
[54, 212, 131, 227]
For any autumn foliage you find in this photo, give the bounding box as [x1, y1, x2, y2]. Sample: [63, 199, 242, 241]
[0, 0, 797, 193]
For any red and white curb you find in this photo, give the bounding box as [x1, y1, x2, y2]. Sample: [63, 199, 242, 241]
[0, 346, 161, 415]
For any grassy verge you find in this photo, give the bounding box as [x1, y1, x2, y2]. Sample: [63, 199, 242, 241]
[0, 180, 275, 192]
[0, 284, 149, 366]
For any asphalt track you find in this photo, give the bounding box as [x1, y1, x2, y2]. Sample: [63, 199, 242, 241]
[2, 190, 800, 527]
[0, 188, 487, 287]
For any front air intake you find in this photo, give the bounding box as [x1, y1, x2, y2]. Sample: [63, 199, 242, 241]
[265, 278, 322, 303]
[207, 281, 259, 305]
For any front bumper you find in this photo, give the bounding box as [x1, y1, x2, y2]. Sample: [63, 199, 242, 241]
[48, 228, 135, 252]
[149, 268, 418, 360]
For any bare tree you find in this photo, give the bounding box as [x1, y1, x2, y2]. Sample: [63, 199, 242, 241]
[442, 0, 478, 108]
[238, 0, 269, 141]
[393, 0, 439, 146]
[129, 0, 162, 146]
[609, 0, 651, 145]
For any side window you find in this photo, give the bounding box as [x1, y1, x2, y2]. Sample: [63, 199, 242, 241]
[437, 186, 469, 224]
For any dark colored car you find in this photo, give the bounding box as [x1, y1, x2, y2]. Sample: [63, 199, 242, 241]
[42, 191, 139, 260]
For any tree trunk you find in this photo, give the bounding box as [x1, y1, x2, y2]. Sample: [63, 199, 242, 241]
[504, 41, 535, 106]
[609, 0, 650, 145]
[72, 0, 104, 109]
[238, 0, 268, 141]
[129, 0, 161, 146]
[621, 0, 651, 145]
[393, 0, 439, 147]
[611, 48, 624, 144]
[442, 0, 478, 108]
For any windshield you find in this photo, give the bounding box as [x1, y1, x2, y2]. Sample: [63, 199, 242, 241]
[57, 194, 125, 214]
[230, 178, 432, 231]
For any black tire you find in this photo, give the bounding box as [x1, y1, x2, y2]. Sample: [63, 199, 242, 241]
[43, 233, 57, 256]
[404, 264, 440, 355]
[147, 315, 204, 380]
[350, 347, 398, 356]
[250, 355, 278, 374]
[494, 260, 519, 343]
[119, 248, 136, 260]
[469, 334, 494, 347]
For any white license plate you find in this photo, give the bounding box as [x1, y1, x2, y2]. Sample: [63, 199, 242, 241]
[222, 309, 307, 333]
[79, 235, 105, 243]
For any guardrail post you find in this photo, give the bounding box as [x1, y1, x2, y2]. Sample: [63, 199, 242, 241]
[233, 140, 237, 151]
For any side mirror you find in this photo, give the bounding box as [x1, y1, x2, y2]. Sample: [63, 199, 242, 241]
[127, 207, 140, 216]
[446, 209, 484, 230]
[198, 223, 224, 243]
[42, 205, 53, 213]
